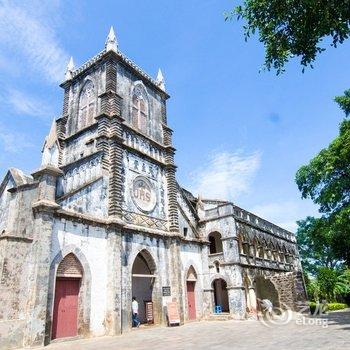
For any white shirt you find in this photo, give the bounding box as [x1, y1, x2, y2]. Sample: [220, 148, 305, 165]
[261, 299, 273, 311]
[132, 300, 139, 314]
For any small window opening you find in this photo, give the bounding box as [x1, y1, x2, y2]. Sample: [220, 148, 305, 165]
[183, 227, 188, 237]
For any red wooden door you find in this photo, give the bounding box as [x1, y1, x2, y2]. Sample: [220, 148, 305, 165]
[52, 278, 80, 339]
[187, 281, 196, 320]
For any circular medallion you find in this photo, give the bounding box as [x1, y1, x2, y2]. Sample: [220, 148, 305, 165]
[131, 176, 157, 213]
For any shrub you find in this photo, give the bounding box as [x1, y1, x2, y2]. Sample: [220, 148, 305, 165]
[309, 301, 317, 314]
[327, 303, 348, 311]
[308, 301, 348, 314]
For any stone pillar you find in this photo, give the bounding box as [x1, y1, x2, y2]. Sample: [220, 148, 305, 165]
[228, 286, 246, 319]
[23, 166, 62, 347]
[169, 238, 184, 324]
[163, 123, 179, 232]
[220, 216, 247, 319]
[120, 233, 132, 333]
[201, 243, 212, 317]
[96, 55, 124, 221]
[105, 227, 122, 335]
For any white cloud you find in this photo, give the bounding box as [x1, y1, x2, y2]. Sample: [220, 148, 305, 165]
[0, 125, 34, 153]
[0, 0, 69, 83]
[189, 150, 261, 201]
[250, 201, 320, 233]
[3, 88, 53, 118]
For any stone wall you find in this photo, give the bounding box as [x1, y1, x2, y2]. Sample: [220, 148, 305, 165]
[0, 239, 32, 349]
[50, 218, 108, 337]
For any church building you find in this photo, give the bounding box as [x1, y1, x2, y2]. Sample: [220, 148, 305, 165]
[0, 28, 307, 349]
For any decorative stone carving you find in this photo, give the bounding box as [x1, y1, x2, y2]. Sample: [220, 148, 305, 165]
[123, 211, 167, 230]
[131, 176, 157, 213]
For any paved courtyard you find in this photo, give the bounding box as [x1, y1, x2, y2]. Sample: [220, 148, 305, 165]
[37, 310, 350, 350]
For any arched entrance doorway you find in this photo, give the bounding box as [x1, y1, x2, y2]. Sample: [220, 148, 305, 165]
[212, 278, 229, 312]
[255, 276, 280, 312]
[132, 250, 156, 324]
[52, 253, 83, 339]
[186, 266, 197, 320]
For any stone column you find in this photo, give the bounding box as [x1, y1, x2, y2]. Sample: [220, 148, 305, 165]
[201, 242, 212, 318]
[105, 226, 122, 335]
[228, 286, 246, 319]
[23, 166, 62, 347]
[96, 55, 124, 222]
[169, 238, 184, 324]
[120, 236, 132, 333]
[223, 217, 246, 319]
[162, 122, 179, 232]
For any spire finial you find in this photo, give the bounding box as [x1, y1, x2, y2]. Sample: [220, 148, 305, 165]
[105, 26, 118, 52]
[156, 68, 165, 90]
[65, 56, 75, 81]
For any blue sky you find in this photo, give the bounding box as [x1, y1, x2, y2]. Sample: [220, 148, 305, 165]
[0, 0, 349, 232]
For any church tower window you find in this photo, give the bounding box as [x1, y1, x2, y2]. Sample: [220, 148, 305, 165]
[78, 80, 95, 130]
[131, 84, 148, 134]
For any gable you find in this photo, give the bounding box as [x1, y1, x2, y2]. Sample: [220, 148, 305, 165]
[177, 189, 199, 239]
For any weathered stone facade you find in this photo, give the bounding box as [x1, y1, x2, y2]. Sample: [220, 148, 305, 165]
[0, 28, 307, 349]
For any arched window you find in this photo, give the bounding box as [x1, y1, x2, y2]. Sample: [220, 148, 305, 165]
[214, 261, 220, 273]
[258, 245, 264, 258]
[78, 80, 95, 130]
[132, 84, 148, 134]
[208, 232, 223, 254]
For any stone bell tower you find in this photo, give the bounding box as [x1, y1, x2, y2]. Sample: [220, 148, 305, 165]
[52, 26, 179, 233]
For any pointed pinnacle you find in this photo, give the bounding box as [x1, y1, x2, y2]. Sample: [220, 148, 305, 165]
[156, 68, 165, 90]
[65, 56, 75, 81]
[105, 26, 118, 51]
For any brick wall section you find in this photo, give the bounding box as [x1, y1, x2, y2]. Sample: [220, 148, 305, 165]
[270, 271, 308, 311]
[270, 272, 295, 310]
[57, 253, 82, 277]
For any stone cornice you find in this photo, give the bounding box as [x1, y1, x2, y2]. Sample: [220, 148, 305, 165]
[53, 208, 206, 243]
[56, 176, 103, 202]
[0, 234, 33, 243]
[161, 123, 173, 132]
[122, 122, 167, 150]
[60, 49, 169, 99]
[59, 151, 103, 171]
[32, 166, 64, 179]
[32, 200, 61, 213]
[8, 181, 38, 193]
[234, 217, 296, 244]
[123, 143, 167, 167]
[62, 122, 98, 143]
[55, 208, 122, 228]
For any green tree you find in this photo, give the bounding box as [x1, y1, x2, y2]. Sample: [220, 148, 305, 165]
[334, 269, 350, 297]
[296, 216, 341, 274]
[304, 273, 320, 301]
[295, 90, 350, 267]
[317, 267, 338, 301]
[225, 1, 350, 74]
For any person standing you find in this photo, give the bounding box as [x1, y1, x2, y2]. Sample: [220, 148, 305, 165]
[257, 298, 273, 318]
[132, 296, 140, 327]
